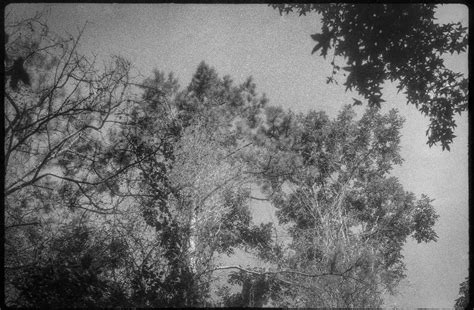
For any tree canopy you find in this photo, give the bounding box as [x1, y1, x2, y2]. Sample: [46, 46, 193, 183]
[271, 4, 468, 151]
[216, 103, 438, 307]
[4, 12, 441, 308]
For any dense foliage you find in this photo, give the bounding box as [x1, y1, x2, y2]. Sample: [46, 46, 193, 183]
[271, 4, 468, 151]
[4, 12, 440, 308]
[237, 105, 438, 307]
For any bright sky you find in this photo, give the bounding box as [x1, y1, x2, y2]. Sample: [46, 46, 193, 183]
[6, 3, 469, 308]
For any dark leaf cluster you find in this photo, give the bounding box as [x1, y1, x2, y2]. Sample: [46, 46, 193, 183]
[271, 3, 468, 150]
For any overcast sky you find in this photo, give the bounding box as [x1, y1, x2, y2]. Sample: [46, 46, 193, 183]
[6, 3, 469, 308]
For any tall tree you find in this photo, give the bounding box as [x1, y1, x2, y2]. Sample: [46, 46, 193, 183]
[271, 4, 468, 150]
[115, 63, 274, 306]
[4, 13, 136, 306]
[219, 105, 439, 307]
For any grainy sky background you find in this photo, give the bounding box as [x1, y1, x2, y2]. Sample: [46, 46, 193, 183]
[6, 3, 469, 308]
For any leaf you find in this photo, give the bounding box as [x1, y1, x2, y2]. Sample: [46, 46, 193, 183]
[311, 33, 323, 42]
[312, 43, 323, 55]
[310, 32, 331, 57]
[352, 98, 363, 105]
[344, 72, 356, 91]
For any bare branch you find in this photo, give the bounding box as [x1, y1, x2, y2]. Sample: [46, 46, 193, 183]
[5, 222, 40, 229]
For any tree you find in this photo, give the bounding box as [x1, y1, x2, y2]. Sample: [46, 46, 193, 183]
[4, 12, 136, 304]
[218, 105, 439, 307]
[4, 13, 133, 212]
[77, 62, 275, 307]
[271, 4, 468, 150]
